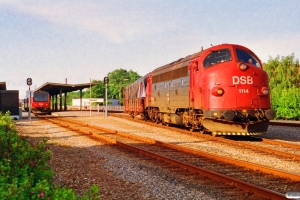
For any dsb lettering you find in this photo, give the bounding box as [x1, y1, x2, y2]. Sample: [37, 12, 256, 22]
[232, 76, 253, 84]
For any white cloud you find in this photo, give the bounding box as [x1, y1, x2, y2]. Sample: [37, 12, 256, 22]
[1, 1, 169, 43]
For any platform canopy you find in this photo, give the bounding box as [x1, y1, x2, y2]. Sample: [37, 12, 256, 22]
[35, 82, 98, 96]
[0, 82, 7, 90]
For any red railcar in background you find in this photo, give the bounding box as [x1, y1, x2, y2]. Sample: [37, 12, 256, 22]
[123, 73, 152, 119]
[24, 90, 51, 115]
[123, 44, 276, 136]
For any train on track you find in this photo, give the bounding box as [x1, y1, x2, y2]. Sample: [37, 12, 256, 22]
[123, 43, 276, 136]
[24, 90, 51, 115]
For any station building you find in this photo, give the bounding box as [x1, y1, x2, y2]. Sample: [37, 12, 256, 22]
[0, 82, 21, 119]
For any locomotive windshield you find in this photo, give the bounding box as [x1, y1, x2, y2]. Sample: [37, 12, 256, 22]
[34, 93, 48, 102]
[236, 49, 261, 68]
[203, 48, 232, 68]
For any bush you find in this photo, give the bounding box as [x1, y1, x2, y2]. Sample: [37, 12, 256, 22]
[0, 111, 101, 199]
[263, 54, 300, 120]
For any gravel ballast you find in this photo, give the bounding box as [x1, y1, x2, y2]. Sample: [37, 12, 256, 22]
[16, 112, 300, 199]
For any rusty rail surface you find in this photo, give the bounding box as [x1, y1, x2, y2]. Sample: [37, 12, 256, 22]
[110, 113, 300, 161]
[269, 120, 300, 127]
[258, 138, 300, 150]
[51, 117, 300, 181]
[43, 117, 295, 199]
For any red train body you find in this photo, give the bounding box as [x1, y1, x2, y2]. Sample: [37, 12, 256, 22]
[24, 90, 51, 115]
[123, 44, 276, 136]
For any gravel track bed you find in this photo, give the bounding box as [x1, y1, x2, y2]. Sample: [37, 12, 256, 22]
[241, 141, 300, 155]
[262, 125, 300, 142]
[77, 116, 300, 174]
[16, 118, 233, 200]
[54, 117, 300, 193]
[16, 114, 299, 199]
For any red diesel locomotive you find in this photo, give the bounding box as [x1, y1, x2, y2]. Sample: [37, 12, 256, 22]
[123, 44, 276, 136]
[24, 90, 51, 115]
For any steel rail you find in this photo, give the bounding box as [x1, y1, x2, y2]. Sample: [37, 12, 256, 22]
[270, 121, 300, 127]
[259, 138, 300, 150]
[225, 140, 300, 161]
[45, 117, 287, 200]
[48, 117, 300, 181]
[119, 116, 300, 161]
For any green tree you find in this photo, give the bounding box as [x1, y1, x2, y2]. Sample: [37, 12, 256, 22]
[81, 69, 141, 105]
[65, 81, 104, 106]
[107, 69, 141, 104]
[83, 80, 105, 99]
[66, 91, 82, 105]
[263, 53, 300, 119]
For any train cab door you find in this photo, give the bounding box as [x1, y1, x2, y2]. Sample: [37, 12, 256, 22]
[234, 73, 258, 108]
[189, 61, 202, 109]
[236, 84, 253, 108]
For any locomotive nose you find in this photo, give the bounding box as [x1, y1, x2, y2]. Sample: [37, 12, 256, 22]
[265, 109, 276, 120]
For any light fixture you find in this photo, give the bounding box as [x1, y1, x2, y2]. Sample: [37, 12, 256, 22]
[239, 63, 247, 71]
[261, 87, 269, 95]
[211, 86, 224, 96]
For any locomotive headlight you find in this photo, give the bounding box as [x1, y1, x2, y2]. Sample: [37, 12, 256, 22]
[211, 86, 224, 96]
[239, 63, 247, 71]
[217, 88, 224, 95]
[261, 87, 269, 95]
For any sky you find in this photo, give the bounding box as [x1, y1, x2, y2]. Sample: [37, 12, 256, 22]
[0, 0, 300, 98]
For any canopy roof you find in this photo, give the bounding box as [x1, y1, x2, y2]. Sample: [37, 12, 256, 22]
[35, 82, 98, 96]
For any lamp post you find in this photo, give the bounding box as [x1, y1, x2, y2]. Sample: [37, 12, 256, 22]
[28, 88, 31, 121]
[104, 77, 109, 117]
[90, 78, 92, 117]
[26, 78, 32, 121]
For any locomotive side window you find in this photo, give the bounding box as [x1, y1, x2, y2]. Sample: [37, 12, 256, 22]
[203, 48, 231, 68]
[236, 49, 261, 68]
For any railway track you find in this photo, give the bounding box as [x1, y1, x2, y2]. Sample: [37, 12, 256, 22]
[269, 120, 300, 127]
[110, 113, 300, 161]
[41, 116, 300, 199]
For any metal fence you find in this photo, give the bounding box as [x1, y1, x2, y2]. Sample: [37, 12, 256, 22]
[70, 105, 124, 112]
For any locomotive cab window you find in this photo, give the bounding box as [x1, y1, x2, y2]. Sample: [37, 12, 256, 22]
[236, 49, 261, 68]
[203, 48, 232, 68]
[34, 93, 48, 102]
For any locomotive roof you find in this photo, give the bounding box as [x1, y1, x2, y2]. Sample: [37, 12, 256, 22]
[151, 43, 250, 74]
[35, 82, 98, 96]
[152, 50, 204, 74]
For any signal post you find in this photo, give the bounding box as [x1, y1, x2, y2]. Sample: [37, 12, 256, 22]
[26, 78, 32, 121]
